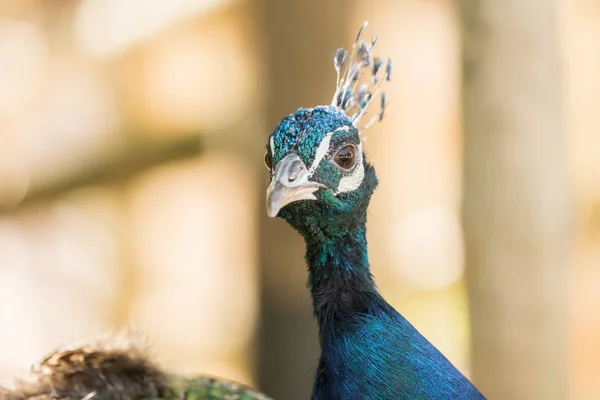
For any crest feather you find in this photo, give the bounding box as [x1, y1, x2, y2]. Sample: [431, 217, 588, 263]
[330, 21, 391, 136]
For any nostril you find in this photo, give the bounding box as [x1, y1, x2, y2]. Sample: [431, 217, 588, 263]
[288, 176, 296, 183]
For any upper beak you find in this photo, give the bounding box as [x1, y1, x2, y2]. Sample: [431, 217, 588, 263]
[266, 153, 325, 217]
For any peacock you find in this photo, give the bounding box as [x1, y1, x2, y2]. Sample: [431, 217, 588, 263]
[264, 22, 485, 399]
[0, 22, 484, 400]
[0, 335, 271, 400]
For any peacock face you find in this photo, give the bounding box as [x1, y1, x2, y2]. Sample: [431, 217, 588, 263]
[265, 106, 377, 235]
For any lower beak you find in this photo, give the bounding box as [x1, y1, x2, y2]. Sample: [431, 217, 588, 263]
[266, 153, 324, 218]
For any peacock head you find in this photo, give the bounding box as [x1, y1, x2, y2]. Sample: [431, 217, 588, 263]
[265, 22, 391, 239]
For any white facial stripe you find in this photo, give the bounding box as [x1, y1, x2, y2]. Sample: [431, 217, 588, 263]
[307, 126, 351, 177]
[336, 142, 365, 193]
[308, 132, 333, 177]
[270, 136, 275, 155]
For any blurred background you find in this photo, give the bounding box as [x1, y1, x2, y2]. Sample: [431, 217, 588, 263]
[0, 0, 597, 399]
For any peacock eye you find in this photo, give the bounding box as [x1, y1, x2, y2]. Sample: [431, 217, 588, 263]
[333, 145, 356, 169]
[264, 151, 273, 172]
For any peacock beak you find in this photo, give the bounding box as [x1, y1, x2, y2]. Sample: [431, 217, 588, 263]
[266, 153, 325, 218]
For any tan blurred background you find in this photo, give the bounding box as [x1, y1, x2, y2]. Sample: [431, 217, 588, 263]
[0, 0, 597, 399]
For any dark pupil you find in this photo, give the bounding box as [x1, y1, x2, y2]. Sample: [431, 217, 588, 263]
[335, 146, 355, 169]
[264, 152, 273, 171]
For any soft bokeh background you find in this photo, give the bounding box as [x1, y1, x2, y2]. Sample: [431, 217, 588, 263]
[0, 1, 597, 399]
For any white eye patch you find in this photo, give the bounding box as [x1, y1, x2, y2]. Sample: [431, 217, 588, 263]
[308, 132, 333, 177]
[336, 141, 364, 193]
[308, 126, 353, 177]
[305, 126, 365, 194]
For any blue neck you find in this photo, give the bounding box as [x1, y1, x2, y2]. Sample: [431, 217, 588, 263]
[303, 221, 485, 399]
[304, 224, 383, 326]
[306, 224, 369, 276]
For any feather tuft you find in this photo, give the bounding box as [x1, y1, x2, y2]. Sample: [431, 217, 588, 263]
[330, 22, 391, 136]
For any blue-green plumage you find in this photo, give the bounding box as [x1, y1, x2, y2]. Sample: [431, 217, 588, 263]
[266, 74, 485, 399]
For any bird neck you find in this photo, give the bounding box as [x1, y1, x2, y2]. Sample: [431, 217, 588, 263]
[304, 223, 378, 320]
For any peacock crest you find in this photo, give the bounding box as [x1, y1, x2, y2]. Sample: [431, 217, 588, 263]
[331, 21, 392, 136]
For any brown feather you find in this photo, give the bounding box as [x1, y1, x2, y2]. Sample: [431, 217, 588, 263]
[0, 335, 172, 400]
